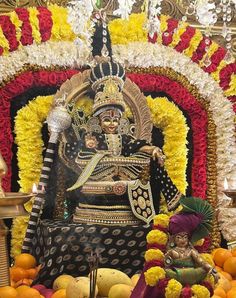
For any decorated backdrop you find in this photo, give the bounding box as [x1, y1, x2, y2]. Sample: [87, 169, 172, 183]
[0, 5, 235, 256]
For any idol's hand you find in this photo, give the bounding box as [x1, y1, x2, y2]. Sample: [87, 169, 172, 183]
[152, 147, 166, 167]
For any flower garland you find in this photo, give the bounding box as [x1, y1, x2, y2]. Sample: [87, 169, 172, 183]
[141, 214, 214, 298]
[146, 96, 188, 194]
[114, 43, 235, 204]
[108, 13, 236, 105]
[12, 95, 53, 257]
[0, 68, 78, 192]
[0, 6, 234, 242]
[128, 71, 208, 199]
[0, 6, 235, 107]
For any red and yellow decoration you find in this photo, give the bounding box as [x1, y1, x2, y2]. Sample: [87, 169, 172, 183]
[142, 214, 214, 298]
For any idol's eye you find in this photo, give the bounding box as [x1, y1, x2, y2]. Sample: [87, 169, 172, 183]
[103, 118, 111, 122]
[113, 118, 119, 123]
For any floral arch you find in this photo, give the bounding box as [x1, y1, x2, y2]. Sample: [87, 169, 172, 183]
[0, 5, 235, 254]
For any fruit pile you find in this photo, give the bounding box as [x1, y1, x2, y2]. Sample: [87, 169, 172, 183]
[212, 247, 236, 298]
[0, 253, 139, 298]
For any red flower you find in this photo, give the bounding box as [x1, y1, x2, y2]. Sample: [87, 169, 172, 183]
[175, 27, 196, 53]
[144, 260, 164, 271]
[37, 7, 53, 42]
[0, 15, 19, 52]
[181, 286, 192, 298]
[15, 8, 33, 45]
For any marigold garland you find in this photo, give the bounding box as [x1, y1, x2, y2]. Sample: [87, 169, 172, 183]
[11, 95, 53, 257]
[191, 284, 210, 298]
[144, 248, 164, 262]
[165, 279, 182, 298]
[144, 266, 166, 286]
[140, 213, 215, 298]
[28, 7, 41, 44]
[153, 214, 169, 228]
[146, 230, 168, 246]
[146, 96, 188, 194]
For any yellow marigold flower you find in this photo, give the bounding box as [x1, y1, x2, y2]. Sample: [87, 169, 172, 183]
[165, 279, 182, 298]
[28, 7, 41, 44]
[192, 284, 210, 298]
[146, 230, 168, 245]
[200, 253, 214, 267]
[12, 95, 53, 257]
[147, 96, 188, 194]
[224, 73, 236, 97]
[9, 11, 22, 43]
[184, 29, 202, 58]
[0, 27, 10, 54]
[145, 249, 164, 262]
[144, 266, 165, 286]
[169, 21, 188, 48]
[153, 214, 169, 228]
[49, 4, 75, 41]
[109, 13, 147, 45]
[75, 96, 93, 116]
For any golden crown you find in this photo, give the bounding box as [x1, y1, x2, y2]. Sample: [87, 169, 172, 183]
[92, 78, 126, 115]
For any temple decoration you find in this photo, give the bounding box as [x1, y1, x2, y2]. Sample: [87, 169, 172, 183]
[0, 0, 234, 286]
[131, 197, 218, 298]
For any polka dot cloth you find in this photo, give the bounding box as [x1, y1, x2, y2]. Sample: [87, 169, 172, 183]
[31, 220, 150, 287]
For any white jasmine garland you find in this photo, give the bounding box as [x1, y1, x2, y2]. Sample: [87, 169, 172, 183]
[113, 0, 136, 20]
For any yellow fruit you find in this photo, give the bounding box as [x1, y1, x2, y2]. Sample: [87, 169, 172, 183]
[221, 271, 233, 281]
[226, 288, 236, 298]
[51, 289, 66, 298]
[15, 253, 37, 270]
[16, 285, 30, 294]
[66, 277, 98, 298]
[0, 286, 18, 298]
[131, 274, 140, 287]
[17, 287, 41, 298]
[223, 257, 236, 277]
[96, 268, 132, 297]
[218, 273, 232, 292]
[214, 287, 226, 298]
[230, 280, 236, 288]
[108, 284, 134, 298]
[53, 274, 75, 290]
[10, 266, 28, 281]
[214, 249, 232, 268]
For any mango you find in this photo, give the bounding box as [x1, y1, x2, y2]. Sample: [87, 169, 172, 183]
[108, 284, 134, 298]
[95, 268, 132, 297]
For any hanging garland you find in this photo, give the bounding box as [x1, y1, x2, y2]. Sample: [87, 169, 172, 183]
[11, 94, 188, 257]
[0, 69, 78, 191]
[146, 96, 188, 194]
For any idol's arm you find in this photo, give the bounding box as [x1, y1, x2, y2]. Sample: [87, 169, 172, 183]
[139, 145, 166, 166]
[191, 249, 219, 282]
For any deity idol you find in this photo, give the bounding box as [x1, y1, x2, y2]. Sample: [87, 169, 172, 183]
[164, 197, 219, 285]
[57, 60, 182, 226]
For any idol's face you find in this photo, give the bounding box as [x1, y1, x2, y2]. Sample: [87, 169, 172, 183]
[174, 232, 189, 248]
[99, 109, 121, 134]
